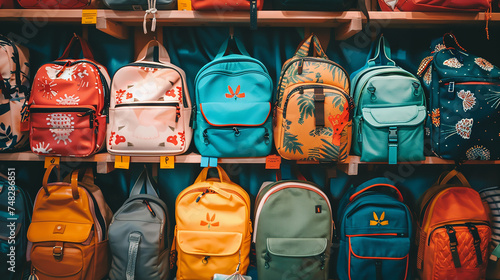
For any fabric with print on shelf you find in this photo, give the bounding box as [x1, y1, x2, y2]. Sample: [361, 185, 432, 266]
[27, 34, 110, 157]
[107, 39, 192, 156]
[418, 33, 500, 161]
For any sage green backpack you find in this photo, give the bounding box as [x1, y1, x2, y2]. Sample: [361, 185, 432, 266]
[253, 179, 333, 280]
[351, 35, 426, 164]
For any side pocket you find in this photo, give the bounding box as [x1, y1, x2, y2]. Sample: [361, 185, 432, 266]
[95, 239, 110, 280]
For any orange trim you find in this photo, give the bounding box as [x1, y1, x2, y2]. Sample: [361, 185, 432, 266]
[444, 82, 499, 86]
[199, 103, 271, 127]
[349, 184, 403, 203]
[346, 233, 399, 237]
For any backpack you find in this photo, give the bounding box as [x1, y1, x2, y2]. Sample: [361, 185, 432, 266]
[274, 34, 353, 162]
[193, 37, 273, 158]
[337, 178, 413, 280]
[253, 177, 334, 280]
[107, 40, 192, 156]
[416, 169, 491, 280]
[272, 0, 354, 10]
[379, 0, 490, 11]
[27, 165, 113, 280]
[173, 166, 252, 280]
[16, 0, 99, 8]
[0, 173, 32, 280]
[191, 0, 262, 30]
[28, 34, 110, 157]
[418, 33, 500, 161]
[351, 35, 426, 164]
[0, 35, 30, 151]
[480, 186, 500, 279]
[108, 168, 170, 280]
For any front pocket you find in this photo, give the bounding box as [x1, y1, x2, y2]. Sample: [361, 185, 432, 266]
[428, 223, 490, 280]
[31, 244, 84, 279]
[359, 105, 426, 163]
[108, 103, 189, 155]
[176, 230, 243, 280]
[29, 105, 97, 157]
[278, 83, 352, 161]
[348, 235, 410, 280]
[198, 126, 271, 157]
[261, 237, 329, 280]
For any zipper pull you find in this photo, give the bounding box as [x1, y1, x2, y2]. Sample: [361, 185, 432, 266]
[264, 128, 270, 144]
[412, 82, 421, 96]
[56, 61, 71, 78]
[202, 256, 210, 264]
[143, 200, 156, 217]
[448, 81, 455, 93]
[298, 59, 304, 75]
[367, 86, 376, 101]
[28, 267, 39, 280]
[196, 188, 209, 203]
[203, 129, 209, 145]
[233, 127, 240, 137]
[77, 110, 95, 128]
[263, 251, 271, 269]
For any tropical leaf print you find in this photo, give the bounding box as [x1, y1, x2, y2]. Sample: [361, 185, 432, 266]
[331, 95, 345, 112]
[0, 123, 13, 147]
[283, 132, 303, 155]
[307, 147, 321, 161]
[309, 127, 333, 137]
[297, 92, 314, 125]
[317, 138, 339, 160]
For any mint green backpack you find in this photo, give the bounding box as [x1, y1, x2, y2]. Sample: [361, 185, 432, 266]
[351, 35, 426, 164]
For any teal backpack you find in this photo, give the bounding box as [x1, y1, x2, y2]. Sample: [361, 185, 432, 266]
[351, 36, 426, 164]
[193, 36, 273, 158]
[337, 178, 413, 280]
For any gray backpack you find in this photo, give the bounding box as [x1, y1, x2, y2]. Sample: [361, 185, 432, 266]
[253, 179, 334, 280]
[108, 169, 170, 280]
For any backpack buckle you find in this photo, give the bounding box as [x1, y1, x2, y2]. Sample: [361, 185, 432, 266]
[53, 245, 64, 261]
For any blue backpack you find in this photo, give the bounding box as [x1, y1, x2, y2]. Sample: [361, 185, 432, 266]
[193, 36, 273, 158]
[337, 178, 413, 280]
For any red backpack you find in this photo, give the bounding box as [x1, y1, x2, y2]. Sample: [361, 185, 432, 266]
[378, 0, 490, 11]
[28, 34, 110, 157]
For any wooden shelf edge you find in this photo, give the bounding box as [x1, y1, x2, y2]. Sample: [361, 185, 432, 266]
[1, 151, 498, 165]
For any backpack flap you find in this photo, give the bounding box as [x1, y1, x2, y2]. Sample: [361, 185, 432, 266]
[177, 230, 243, 257]
[199, 102, 270, 127]
[27, 222, 93, 244]
[266, 237, 328, 258]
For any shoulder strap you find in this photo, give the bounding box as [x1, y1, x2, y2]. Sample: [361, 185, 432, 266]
[215, 36, 250, 59]
[349, 177, 403, 203]
[129, 168, 159, 197]
[366, 35, 395, 67]
[442, 33, 467, 52]
[194, 166, 232, 184]
[136, 39, 171, 64]
[42, 165, 79, 200]
[294, 34, 328, 59]
[126, 232, 141, 280]
[58, 33, 94, 61]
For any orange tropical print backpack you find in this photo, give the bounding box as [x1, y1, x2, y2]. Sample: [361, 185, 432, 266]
[417, 169, 491, 280]
[172, 166, 252, 280]
[274, 34, 353, 161]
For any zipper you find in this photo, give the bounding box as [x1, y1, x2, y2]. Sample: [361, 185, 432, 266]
[443, 81, 500, 86]
[116, 62, 188, 108]
[196, 57, 270, 81]
[115, 102, 181, 122]
[282, 84, 352, 120]
[202, 127, 269, 145]
[346, 233, 407, 237]
[351, 66, 395, 99]
[85, 188, 106, 241]
[357, 117, 363, 143]
[29, 106, 96, 128]
[196, 69, 273, 86]
[28, 267, 38, 280]
[277, 57, 350, 101]
[52, 60, 110, 111]
[253, 181, 333, 243]
[143, 199, 157, 217]
[427, 221, 489, 245]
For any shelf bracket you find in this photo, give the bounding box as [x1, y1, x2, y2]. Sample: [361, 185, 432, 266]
[338, 161, 359, 176]
[96, 18, 129, 40]
[97, 162, 115, 174]
[335, 16, 363, 41]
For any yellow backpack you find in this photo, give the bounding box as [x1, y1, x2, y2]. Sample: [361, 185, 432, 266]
[173, 166, 252, 280]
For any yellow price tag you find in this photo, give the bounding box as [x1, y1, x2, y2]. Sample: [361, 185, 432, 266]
[82, 10, 97, 25]
[177, 0, 192, 10]
[160, 156, 175, 169]
[114, 156, 130, 169]
[44, 157, 60, 168]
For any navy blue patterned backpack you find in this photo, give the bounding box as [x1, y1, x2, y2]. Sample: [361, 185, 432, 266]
[418, 33, 500, 160]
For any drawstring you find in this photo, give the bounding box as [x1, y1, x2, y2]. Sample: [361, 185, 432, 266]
[143, 0, 157, 34]
[485, 4, 491, 40]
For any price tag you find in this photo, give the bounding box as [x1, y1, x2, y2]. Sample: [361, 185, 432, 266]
[265, 155, 281, 169]
[177, 0, 192, 10]
[114, 156, 130, 169]
[160, 156, 175, 169]
[82, 10, 97, 25]
[44, 157, 60, 168]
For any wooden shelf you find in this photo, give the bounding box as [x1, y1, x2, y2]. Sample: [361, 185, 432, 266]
[0, 10, 497, 39]
[1, 151, 498, 175]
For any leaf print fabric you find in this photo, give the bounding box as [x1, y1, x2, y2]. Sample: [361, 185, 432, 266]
[457, 90, 476, 112]
[475, 57, 493, 72]
[443, 58, 463, 69]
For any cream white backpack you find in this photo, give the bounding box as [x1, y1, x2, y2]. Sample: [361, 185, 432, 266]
[107, 40, 192, 155]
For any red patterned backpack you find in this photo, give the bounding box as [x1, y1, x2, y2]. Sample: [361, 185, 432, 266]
[28, 34, 110, 157]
